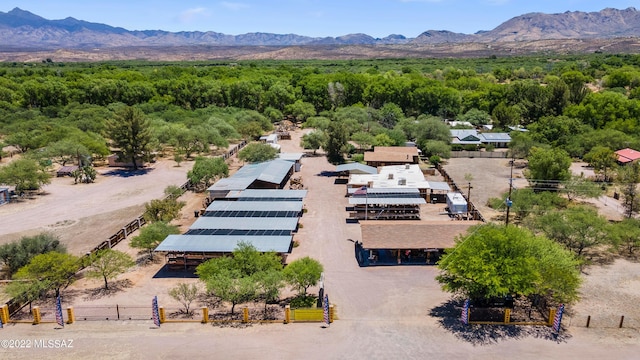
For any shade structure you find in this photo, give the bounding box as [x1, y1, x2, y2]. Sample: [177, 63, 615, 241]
[190, 217, 299, 231]
[155, 234, 292, 253]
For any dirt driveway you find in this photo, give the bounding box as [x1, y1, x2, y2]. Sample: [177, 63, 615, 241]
[2, 139, 640, 359]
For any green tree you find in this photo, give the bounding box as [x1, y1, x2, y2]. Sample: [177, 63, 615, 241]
[458, 108, 491, 126]
[420, 140, 451, 159]
[0, 158, 51, 192]
[617, 162, 640, 218]
[255, 269, 285, 312]
[526, 147, 572, 189]
[436, 224, 581, 304]
[107, 106, 152, 170]
[530, 206, 610, 257]
[196, 242, 283, 314]
[84, 249, 135, 290]
[8, 252, 80, 298]
[143, 198, 186, 223]
[187, 156, 229, 192]
[609, 218, 640, 256]
[282, 256, 323, 296]
[0, 233, 66, 279]
[508, 131, 536, 159]
[130, 222, 180, 260]
[43, 140, 90, 166]
[583, 146, 617, 182]
[238, 142, 279, 163]
[351, 131, 375, 151]
[169, 283, 200, 316]
[300, 130, 327, 154]
[284, 100, 316, 122]
[325, 120, 349, 164]
[562, 175, 605, 202]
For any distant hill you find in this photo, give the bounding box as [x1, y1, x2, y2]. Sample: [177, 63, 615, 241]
[1, 7, 640, 49]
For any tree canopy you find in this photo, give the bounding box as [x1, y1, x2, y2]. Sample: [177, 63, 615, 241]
[130, 222, 180, 260]
[107, 106, 152, 170]
[436, 224, 581, 304]
[0, 158, 51, 192]
[7, 252, 80, 299]
[187, 156, 229, 192]
[84, 248, 135, 290]
[238, 142, 279, 163]
[0, 232, 66, 279]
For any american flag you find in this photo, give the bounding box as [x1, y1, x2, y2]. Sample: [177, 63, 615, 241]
[152, 296, 160, 327]
[460, 299, 470, 325]
[353, 186, 367, 196]
[552, 304, 565, 334]
[323, 294, 330, 325]
[55, 296, 64, 327]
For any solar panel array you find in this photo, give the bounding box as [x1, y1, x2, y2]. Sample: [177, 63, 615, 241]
[186, 229, 292, 236]
[203, 210, 300, 218]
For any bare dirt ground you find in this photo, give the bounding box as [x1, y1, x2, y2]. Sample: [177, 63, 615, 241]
[1, 139, 640, 359]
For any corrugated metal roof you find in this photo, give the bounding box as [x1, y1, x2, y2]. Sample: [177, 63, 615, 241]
[336, 163, 378, 174]
[278, 153, 304, 161]
[226, 189, 307, 200]
[206, 200, 303, 212]
[256, 159, 293, 184]
[207, 159, 293, 192]
[190, 217, 299, 231]
[427, 181, 451, 191]
[155, 235, 292, 253]
[349, 197, 426, 205]
[616, 148, 640, 163]
[479, 133, 511, 142]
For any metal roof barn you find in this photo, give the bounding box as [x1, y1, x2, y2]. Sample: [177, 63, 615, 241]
[155, 235, 292, 253]
[205, 200, 303, 213]
[190, 217, 300, 231]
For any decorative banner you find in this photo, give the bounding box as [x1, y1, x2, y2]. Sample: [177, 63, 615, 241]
[553, 304, 565, 334]
[55, 296, 64, 328]
[323, 294, 330, 325]
[460, 299, 470, 325]
[152, 296, 160, 327]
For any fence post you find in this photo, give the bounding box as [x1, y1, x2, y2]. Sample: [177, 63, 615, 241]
[116, 304, 120, 320]
[284, 305, 290, 324]
[242, 307, 249, 323]
[159, 307, 166, 324]
[548, 308, 556, 326]
[66, 307, 75, 324]
[201, 307, 209, 324]
[1, 304, 9, 324]
[122, 227, 128, 237]
[619, 316, 624, 328]
[586, 315, 591, 328]
[329, 305, 335, 323]
[32, 306, 41, 325]
[504, 308, 511, 324]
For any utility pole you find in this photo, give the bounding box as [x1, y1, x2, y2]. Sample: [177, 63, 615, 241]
[467, 182, 473, 220]
[505, 157, 514, 226]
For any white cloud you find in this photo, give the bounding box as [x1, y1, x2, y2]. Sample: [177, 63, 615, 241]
[220, 2, 250, 11]
[178, 7, 211, 23]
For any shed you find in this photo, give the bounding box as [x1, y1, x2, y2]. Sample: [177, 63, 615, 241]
[56, 165, 79, 177]
[446, 192, 467, 214]
[336, 163, 378, 175]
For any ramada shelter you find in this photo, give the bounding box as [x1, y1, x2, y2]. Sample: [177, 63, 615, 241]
[356, 221, 481, 266]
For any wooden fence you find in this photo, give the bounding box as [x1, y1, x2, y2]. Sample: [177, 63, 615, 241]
[437, 164, 486, 223]
[4, 142, 245, 316]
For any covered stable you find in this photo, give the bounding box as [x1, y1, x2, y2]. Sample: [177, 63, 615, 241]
[207, 159, 294, 199]
[349, 188, 426, 220]
[356, 221, 480, 266]
[155, 189, 305, 269]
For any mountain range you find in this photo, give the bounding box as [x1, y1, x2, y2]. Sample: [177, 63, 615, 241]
[1, 7, 640, 49]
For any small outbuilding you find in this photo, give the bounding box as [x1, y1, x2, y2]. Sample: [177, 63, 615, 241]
[446, 192, 467, 215]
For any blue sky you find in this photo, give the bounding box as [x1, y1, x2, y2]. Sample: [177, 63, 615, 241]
[1, 1, 638, 38]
